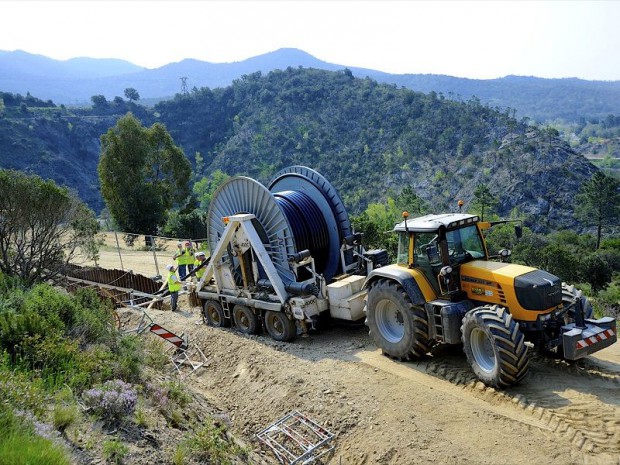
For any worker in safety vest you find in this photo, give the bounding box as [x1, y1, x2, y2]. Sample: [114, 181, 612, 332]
[173, 240, 194, 280]
[183, 240, 196, 276]
[165, 264, 182, 312]
[173, 242, 186, 279]
[194, 251, 207, 282]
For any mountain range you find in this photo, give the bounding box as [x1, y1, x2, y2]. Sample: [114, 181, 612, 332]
[1, 48, 619, 122]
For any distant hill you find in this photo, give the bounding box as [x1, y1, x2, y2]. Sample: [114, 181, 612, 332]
[0, 48, 619, 122]
[0, 68, 597, 234]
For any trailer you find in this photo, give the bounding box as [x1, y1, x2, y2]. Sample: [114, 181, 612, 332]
[194, 166, 387, 341]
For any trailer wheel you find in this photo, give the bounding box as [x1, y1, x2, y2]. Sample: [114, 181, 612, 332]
[203, 300, 230, 328]
[264, 311, 296, 342]
[233, 305, 260, 334]
[365, 278, 431, 359]
[461, 305, 529, 388]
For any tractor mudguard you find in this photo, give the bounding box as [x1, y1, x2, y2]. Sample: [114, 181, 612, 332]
[561, 317, 617, 360]
[363, 267, 427, 306]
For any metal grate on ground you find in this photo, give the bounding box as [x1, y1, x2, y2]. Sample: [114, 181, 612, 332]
[256, 411, 335, 465]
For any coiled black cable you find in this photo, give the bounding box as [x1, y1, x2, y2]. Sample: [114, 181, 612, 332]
[273, 190, 329, 274]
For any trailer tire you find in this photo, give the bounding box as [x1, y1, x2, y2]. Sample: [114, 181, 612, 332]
[233, 305, 260, 334]
[461, 305, 529, 388]
[264, 311, 296, 342]
[203, 300, 230, 328]
[365, 278, 431, 359]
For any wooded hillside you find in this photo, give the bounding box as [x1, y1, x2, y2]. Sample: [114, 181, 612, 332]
[0, 68, 599, 231]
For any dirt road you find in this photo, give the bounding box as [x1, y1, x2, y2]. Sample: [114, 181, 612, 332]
[85, 247, 620, 465]
[142, 306, 619, 465]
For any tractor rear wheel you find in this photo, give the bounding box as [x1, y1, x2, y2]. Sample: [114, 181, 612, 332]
[264, 311, 296, 342]
[365, 279, 431, 359]
[233, 305, 260, 334]
[203, 300, 230, 328]
[461, 305, 529, 388]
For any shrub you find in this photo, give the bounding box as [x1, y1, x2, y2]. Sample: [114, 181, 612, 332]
[0, 406, 71, 465]
[83, 379, 137, 422]
[102, 437, 129, 465]
[69, 288, 116, 346]
[166, 380, 192, 409]
[0, 358, 46, 415]
[143, 337, 169, 369]
[596, 281, 620, 318]
[185, 418, 243, 465]
[113, 335, 144, 383]
[52, 403, 79, 433]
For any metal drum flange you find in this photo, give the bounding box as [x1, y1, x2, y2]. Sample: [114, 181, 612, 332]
[207, 176, 297, 283]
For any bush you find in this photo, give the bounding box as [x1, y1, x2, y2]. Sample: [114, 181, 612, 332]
[69, 288, 116, 346]
[185, 418, 244, 465]
[0, 405, 71, 465]
[596, 281, 620, 317]
[102, 437, 129, 465]
[0, 356, 46, 415]
[15, 334, 92, 391]
[83, 379, 137, 422]
[82, 379, 138, 420]
[52, 403, 79, 433]
[113, 335, 144, 383]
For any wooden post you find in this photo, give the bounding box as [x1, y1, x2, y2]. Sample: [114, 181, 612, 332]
[114, 231, 124, 271]
[150, 235, 160, 277]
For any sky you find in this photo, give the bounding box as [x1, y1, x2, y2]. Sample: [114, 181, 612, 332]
[1, 0, 619, 81]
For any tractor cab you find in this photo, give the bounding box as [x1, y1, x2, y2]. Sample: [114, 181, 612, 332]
[395, 213, 486, 296]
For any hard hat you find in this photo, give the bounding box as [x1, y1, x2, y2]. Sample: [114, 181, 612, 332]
[166, 264, 176, 271]
[195, 251, 206, 258]
[184, 240, 191, 245]
[177, 242, 182, 246]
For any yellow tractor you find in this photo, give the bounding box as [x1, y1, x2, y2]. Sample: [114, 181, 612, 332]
[363, 212, 617, 388]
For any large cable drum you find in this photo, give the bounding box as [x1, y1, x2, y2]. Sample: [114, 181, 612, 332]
[207, 166, 352, 284]
[268, 166, 352, 281]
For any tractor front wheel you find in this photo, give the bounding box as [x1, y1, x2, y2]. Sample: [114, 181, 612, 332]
[562, 283, 593, 321]
[461, 305, 529, 388]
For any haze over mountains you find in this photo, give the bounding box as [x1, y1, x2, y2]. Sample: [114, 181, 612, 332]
[1, 48, 619, 122]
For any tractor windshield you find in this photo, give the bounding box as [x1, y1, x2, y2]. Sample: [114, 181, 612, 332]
[446, 225, 486, 264]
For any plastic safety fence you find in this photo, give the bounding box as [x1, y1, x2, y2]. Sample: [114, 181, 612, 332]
[256, 411, 335, 464]
[63, 264, 163, 309]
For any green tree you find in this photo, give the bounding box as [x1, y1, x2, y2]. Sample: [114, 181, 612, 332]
[352, 197, 402, 258]
[124, 88, 140, 103]
[193, 169, 230, 210]
[0, 169, 98, 285]
[91, 94, 108, 110]
[576, 171, 620, 249]
[98, 113, 192, 235]
[394, 186, 426, 216]
[472, 183, 498, 221]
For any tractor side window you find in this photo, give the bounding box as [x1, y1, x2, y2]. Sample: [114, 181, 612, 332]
[397, 232, 410, 265]
[446, 225, 486, 264]
[413, 232, 440, 266]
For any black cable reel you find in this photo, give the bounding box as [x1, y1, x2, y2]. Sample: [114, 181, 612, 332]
[207, 166, 353, 291]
